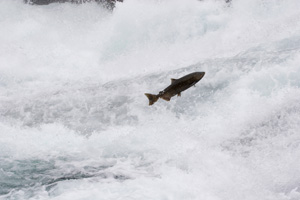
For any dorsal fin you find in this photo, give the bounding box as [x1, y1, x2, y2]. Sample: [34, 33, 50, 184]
[171, 78, 177, 84]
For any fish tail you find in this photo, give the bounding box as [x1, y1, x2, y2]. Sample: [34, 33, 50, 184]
[144, 93, 159, 106]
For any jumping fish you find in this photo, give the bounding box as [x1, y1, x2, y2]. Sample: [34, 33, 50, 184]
[145, 72, 205, 105]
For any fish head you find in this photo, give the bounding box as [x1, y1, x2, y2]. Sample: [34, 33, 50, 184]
[194, 72, 205, 81]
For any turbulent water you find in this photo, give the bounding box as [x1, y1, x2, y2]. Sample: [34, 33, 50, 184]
[1, 0, 300, 199]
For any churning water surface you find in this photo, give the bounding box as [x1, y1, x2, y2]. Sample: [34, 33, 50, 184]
[1, 0, 300, 199]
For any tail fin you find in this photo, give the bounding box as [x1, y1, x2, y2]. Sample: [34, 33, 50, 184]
[144, 93, 159, 106]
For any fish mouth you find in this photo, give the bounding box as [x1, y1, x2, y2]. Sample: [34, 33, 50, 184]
[195, 72, 205, 80]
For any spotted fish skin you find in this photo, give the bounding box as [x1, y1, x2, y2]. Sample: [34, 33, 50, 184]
[145, 72, 205, 106]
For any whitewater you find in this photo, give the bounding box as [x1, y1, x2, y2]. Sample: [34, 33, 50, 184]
[1, 0, 300, 199]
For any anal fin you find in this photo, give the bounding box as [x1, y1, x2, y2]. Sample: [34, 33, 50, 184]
[162, 96, 171, 101]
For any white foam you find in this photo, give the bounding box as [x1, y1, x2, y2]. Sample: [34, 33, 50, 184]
[1, 0, 300, 199]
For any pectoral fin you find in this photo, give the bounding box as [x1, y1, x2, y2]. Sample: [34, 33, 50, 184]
[177, 92, 181, 97]
[171, 78, 177, 84]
